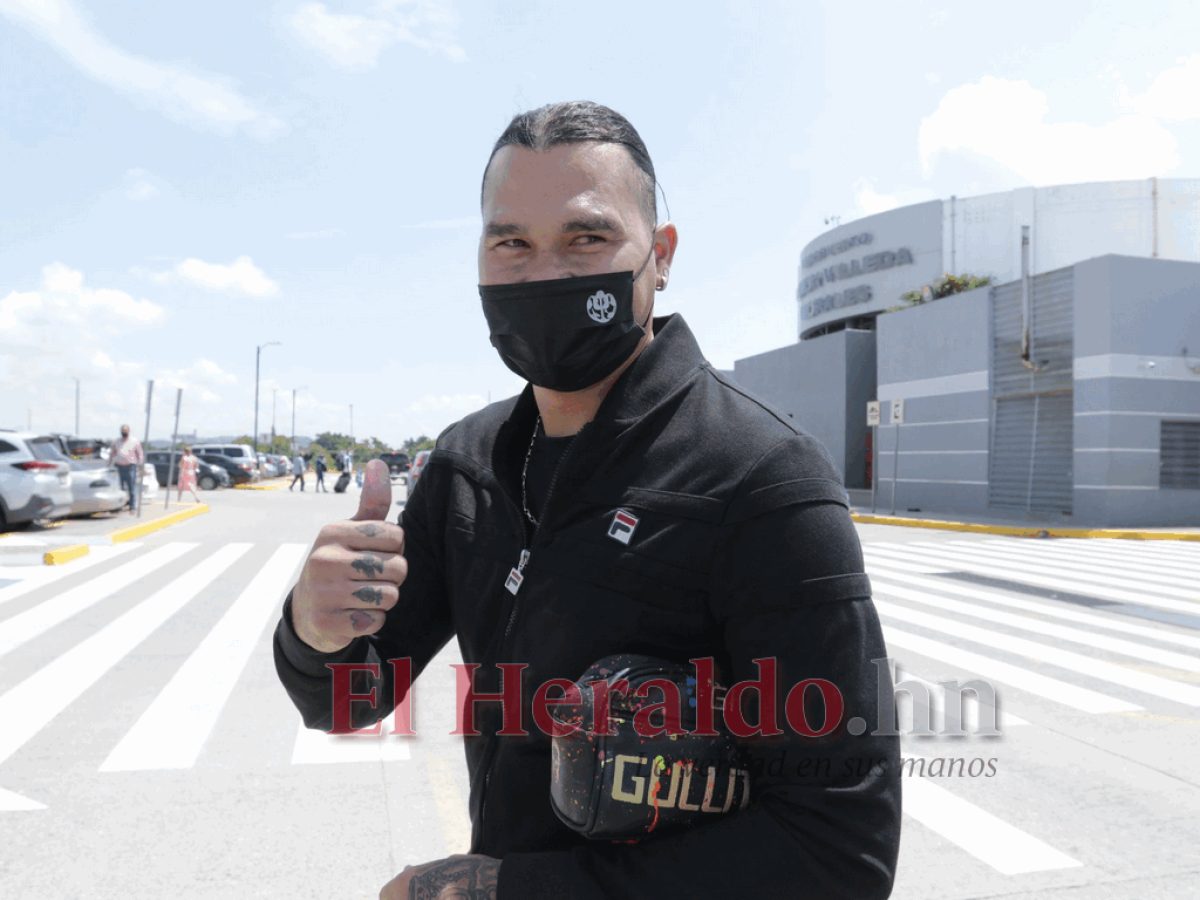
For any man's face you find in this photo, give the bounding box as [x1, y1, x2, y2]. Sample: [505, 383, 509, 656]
[121, 427, 130, 439]
[479, 143, 676, 327]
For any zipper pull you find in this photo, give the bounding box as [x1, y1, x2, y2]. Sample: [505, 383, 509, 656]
[504, 549, 531, 595]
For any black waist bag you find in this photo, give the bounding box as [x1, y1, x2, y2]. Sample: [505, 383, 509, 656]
[548, 653, 751, 842]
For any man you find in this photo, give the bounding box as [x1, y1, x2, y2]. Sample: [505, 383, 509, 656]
[274, 102, 900, 899]
[290, 453, 306, 491]
[107, 424, 143, 515]
[314, 455, 328, 492]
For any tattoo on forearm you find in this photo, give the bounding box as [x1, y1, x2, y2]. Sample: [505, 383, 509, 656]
[408, 858, 498, 900]
[351, 554, 384, 577]
[353, 586, 383, 605]
[349, 610, 374, 631]
[355, 523, 384, 538]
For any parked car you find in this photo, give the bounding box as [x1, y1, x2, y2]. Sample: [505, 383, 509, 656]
[196, 453, 254, 486]
[257, 454, 282, 478]
[0, 431, 74, 528]
[191, 443, 260, 481]
[67, 437, 109, 460]
[145, 451, 229, 490]
[66, 460, 126, 516]
[406, 449, 432, 491]
[378, 451, 411, 475]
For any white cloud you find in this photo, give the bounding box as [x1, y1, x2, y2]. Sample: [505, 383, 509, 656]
[920, 76, 1179, 185]
[291, 0, 466, 69]
[0, 0, 280, 137]
[1125, 54, 1200, 121]
[853, 178, 901, 217]
[142, 256, 282, 297]
[0, 264, 251, 435]
[123, 167, 167, 201]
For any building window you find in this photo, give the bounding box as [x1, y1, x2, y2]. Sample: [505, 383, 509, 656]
[1160, 421, 1200, 490]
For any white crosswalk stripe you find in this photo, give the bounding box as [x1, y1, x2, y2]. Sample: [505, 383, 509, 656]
[291, 710, 412, 764]
[0, 543, 197, 659]
[946, 536, 1200, 574]
[871, 576, 1200, 671]
[880, 624, 1141, 714]
[1, 533, 1196, 887]
[865, 544, 1200, 616]
[863, 568, 1200, 652]
[101, 543, 308, 771]
[0, 544, 250, 808]
[901, 757, 1082, 874]
[0, 543, 140, 609]
[910, 540, 1199, 593]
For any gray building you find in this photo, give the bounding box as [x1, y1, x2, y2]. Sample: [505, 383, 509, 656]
[735, 250, 1200, 527]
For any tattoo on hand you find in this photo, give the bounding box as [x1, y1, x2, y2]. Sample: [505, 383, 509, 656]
[408, 858, 498, 900]
[349, 610, 374, 631]
[352, 554, 384, 577]
[355, 523, 384, 538]
[353, 586, 383, 605]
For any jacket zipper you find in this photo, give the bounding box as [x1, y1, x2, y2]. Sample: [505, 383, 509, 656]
[477, 422, 587, 848]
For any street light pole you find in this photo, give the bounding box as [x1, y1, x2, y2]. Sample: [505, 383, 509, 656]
[272, 388, 277, 442]
[254, 341, 281, 472]
[73, 377, 80, 436]
[291, 386, 308, 453]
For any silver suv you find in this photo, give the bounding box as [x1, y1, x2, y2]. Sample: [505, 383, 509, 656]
[0, 431, 74, 528]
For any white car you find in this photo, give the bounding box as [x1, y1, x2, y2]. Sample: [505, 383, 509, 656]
[0, 431, 74, 528]
[67, 459, 127, 516]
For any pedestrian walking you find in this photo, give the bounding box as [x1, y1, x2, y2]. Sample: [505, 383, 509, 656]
[107, 423, 144, 515]
[175, 445, 201, 504]
[314, 455, 328, 492]
[289, 453, 306, 491]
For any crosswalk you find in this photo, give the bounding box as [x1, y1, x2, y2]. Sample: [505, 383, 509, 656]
[0, 534, 1197, 889]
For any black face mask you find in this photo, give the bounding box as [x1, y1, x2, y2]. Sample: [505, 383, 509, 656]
[480, 243, 656, 392]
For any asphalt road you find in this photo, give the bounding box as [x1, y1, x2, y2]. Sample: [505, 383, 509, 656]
[0, 479, 1198, 899]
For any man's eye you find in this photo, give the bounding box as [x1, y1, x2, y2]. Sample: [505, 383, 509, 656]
[573, 235, 605, 246]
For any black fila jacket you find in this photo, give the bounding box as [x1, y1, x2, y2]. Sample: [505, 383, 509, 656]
[274, 314, 901, 900]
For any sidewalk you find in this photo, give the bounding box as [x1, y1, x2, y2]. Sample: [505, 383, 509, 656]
[849, 505, 1200, 542]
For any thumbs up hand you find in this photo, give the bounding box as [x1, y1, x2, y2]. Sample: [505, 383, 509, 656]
[292, 459, 406, 653]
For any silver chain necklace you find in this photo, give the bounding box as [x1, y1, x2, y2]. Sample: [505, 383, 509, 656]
[520, 416, 541, 526]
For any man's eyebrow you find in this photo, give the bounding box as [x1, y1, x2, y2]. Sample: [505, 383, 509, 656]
[561, 216, 619, 234]
[484, 221, 524, 238]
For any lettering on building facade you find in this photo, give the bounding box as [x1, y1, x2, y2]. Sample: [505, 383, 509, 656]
[799, 247, 916, 300]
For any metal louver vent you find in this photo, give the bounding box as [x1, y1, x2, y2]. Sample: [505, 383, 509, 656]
[1160, 421, 1200, 490]
[989, 267, 1075, 514]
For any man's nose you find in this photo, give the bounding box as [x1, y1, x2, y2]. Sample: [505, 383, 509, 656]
[521, 250, 578, 283]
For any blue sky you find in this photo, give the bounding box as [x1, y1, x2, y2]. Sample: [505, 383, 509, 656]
[3, 0, 1199, 445]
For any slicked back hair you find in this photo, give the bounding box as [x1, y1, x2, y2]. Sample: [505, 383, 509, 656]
[481, 101, 657, 227]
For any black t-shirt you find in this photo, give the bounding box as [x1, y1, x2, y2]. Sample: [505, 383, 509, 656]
[523, 422, 574, 525]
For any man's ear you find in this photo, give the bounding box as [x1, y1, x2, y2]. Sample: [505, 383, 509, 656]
[653, 223, 678, 288]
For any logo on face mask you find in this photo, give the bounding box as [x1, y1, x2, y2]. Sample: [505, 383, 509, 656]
[586, 290, 617, 324]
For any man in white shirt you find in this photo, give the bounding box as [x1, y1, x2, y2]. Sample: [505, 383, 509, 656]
[107, 424, 143, 514]
[290, 454, 307, 492]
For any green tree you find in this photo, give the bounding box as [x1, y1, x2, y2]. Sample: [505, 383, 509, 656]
[402, 435, 435, 455]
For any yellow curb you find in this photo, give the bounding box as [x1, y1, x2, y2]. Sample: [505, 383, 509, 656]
[44, 543, 90, 565]
[107, 503, 210, 544]
[851, 512, 1200, 541]
[235, 477, 294, 491]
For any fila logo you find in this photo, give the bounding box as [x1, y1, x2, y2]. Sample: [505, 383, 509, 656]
[586, 290, 617, 323]
[607, 509, 639, 544]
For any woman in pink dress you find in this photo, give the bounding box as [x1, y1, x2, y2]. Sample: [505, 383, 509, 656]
[176, 445, 201, 504]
